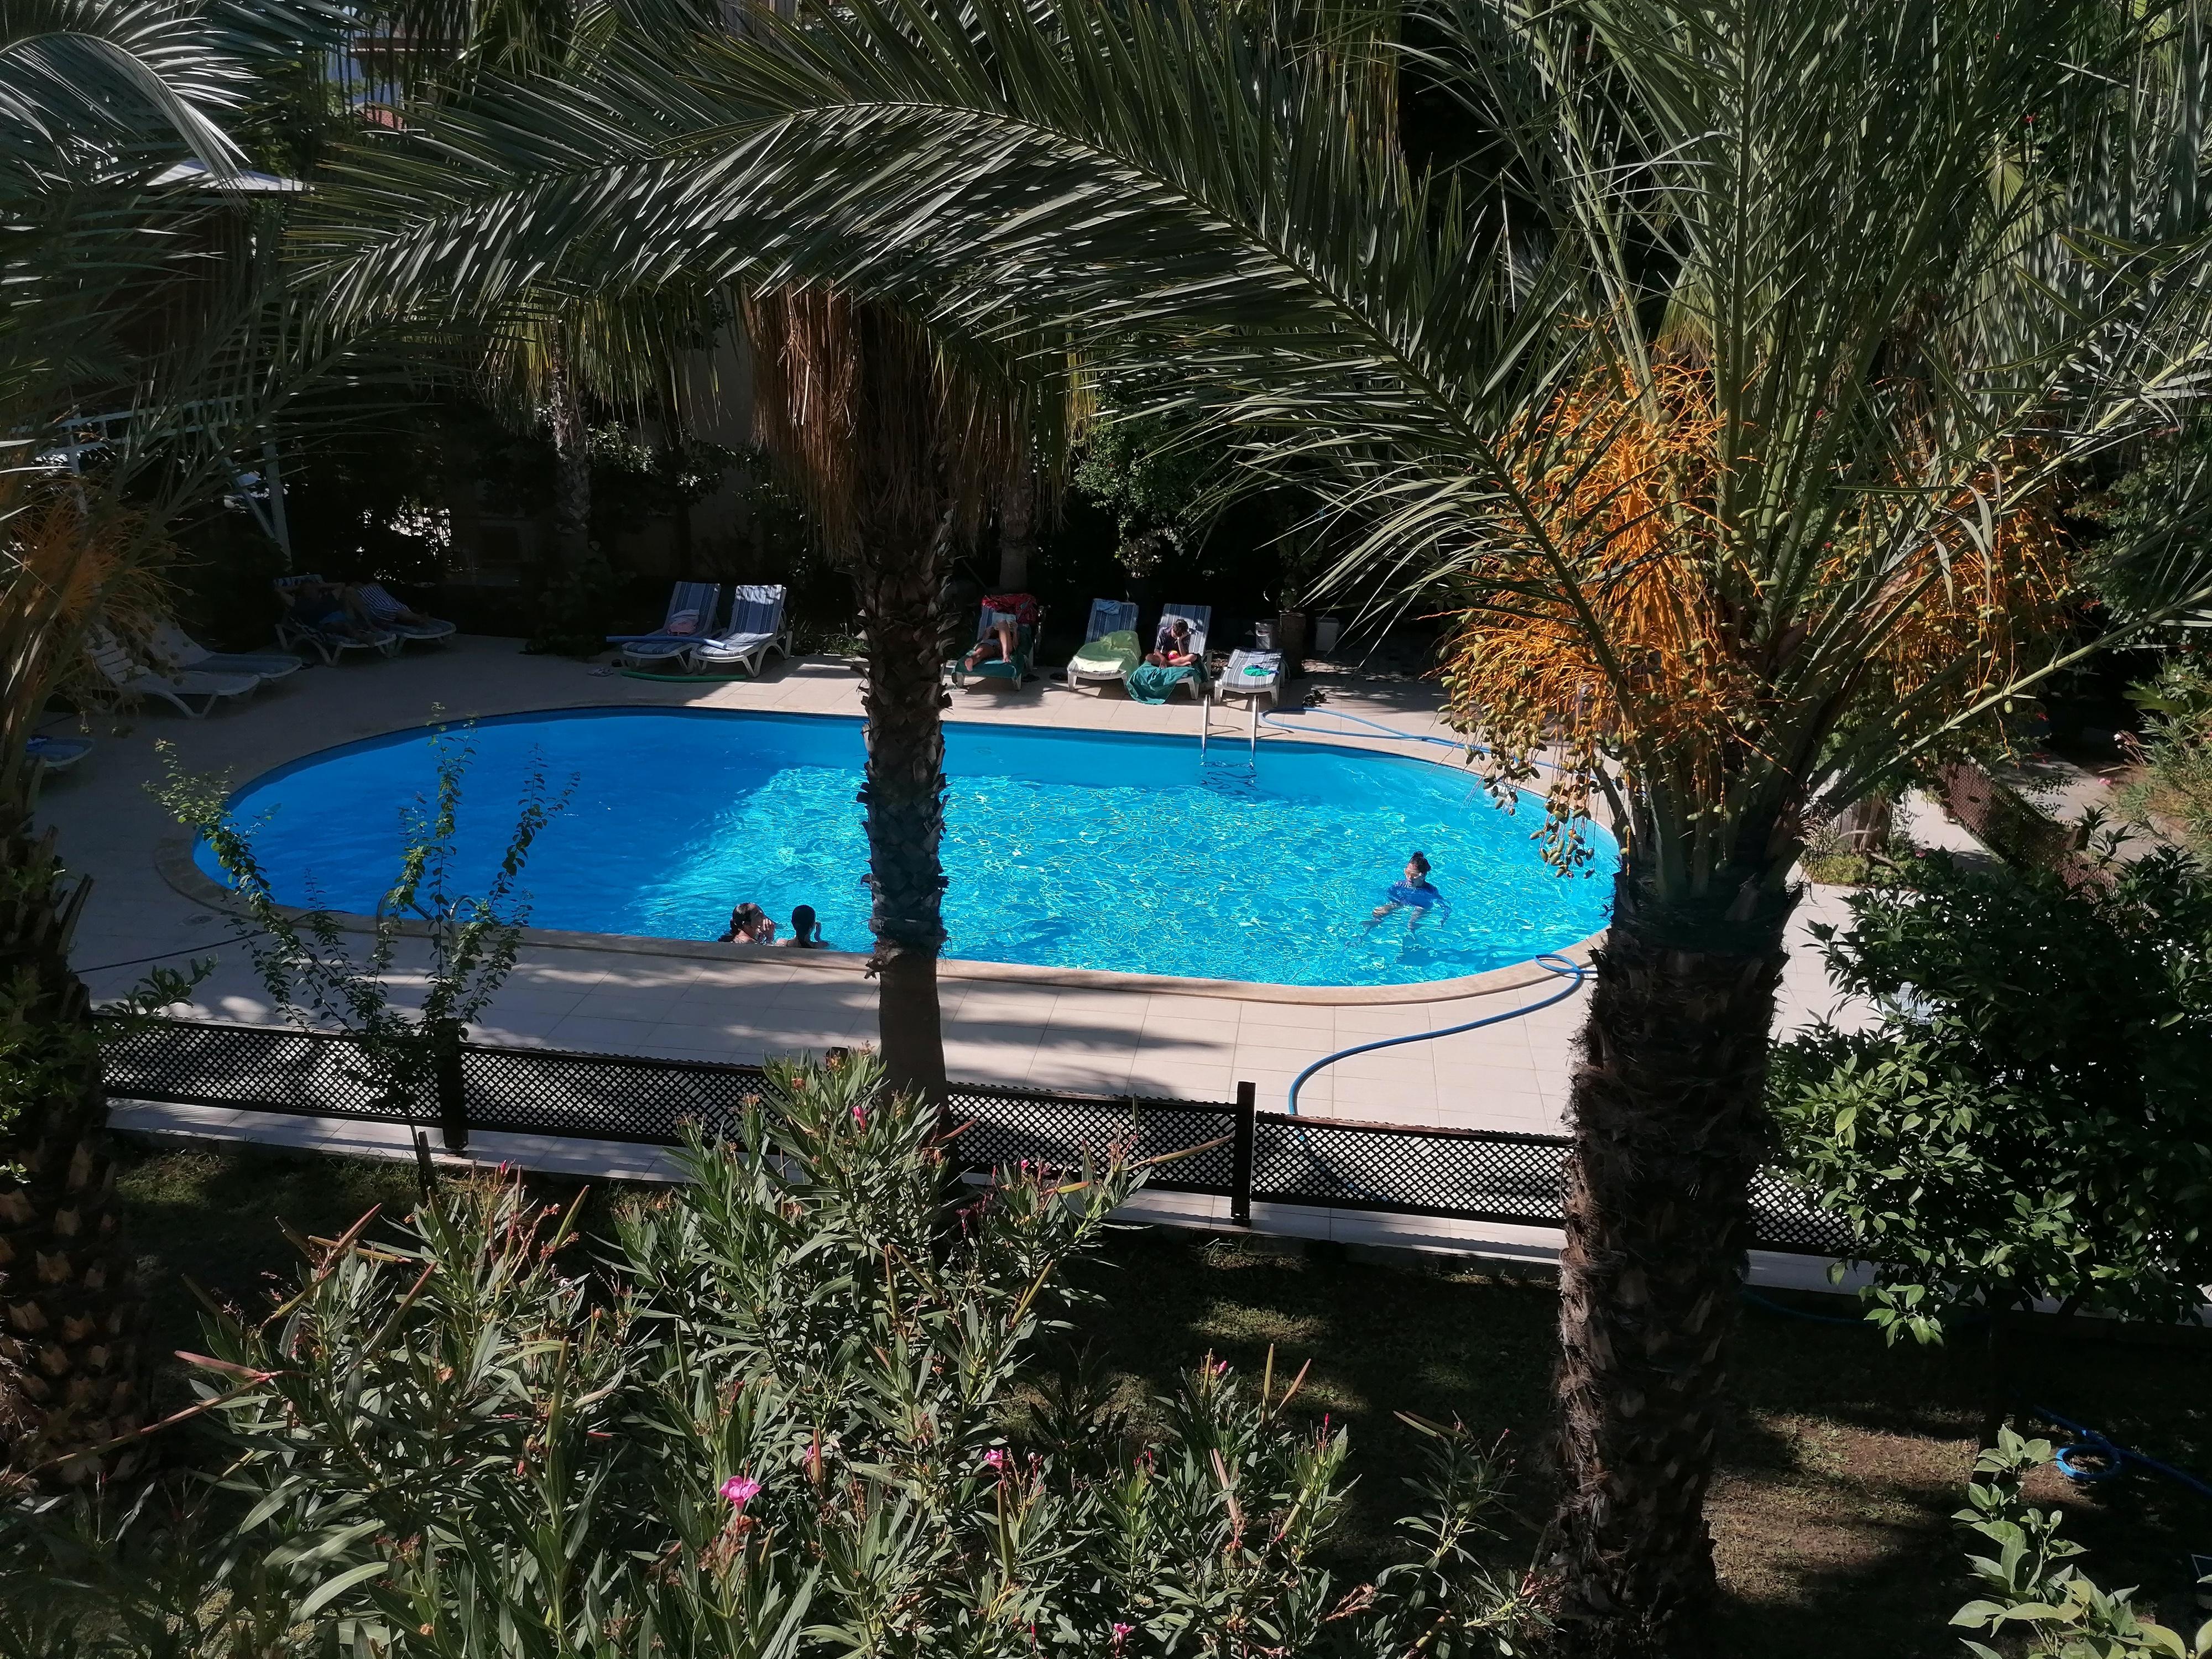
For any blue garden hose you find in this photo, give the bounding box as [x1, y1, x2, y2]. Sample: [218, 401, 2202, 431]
[1286, 952, 1587, 1117]
[2028, 1406, 2212, 1501]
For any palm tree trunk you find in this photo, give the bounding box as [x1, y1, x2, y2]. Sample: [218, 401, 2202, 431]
[855, 517, 951, 1103]
[545, 356, 592, 571]
[0, 831, 145, 1485]
[1544, 864, 1793, 1658]
[997, 471, 1035, 591]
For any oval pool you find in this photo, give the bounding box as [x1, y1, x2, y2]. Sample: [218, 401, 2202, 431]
[201, 708, 1614, 988]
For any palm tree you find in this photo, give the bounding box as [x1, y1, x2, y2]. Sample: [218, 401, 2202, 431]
[744, 288, 1037, 1099]
[300, 0, 2212, 1645]
[0, 0, 380, 1482]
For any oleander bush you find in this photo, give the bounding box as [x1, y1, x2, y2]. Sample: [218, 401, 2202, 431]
[0, 1054, 1538, 1657]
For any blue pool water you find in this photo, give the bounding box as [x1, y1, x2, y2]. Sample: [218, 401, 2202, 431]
[204, 708, 1614, 987]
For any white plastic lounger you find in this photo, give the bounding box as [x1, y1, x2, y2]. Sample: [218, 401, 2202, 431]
[1065, 598, 1140, 691]
[1215, 649, 1282, 706]
[148, 620, 305, 685]
[357, 582, 457, 644]
[692, 584, 791, 676]
[1209, 648, 1283, 742]
[273, 575, 401, 664]
[1152, 602, 1213, 701]
[88, 628, 258, 718]
[613, 581, 722, 669]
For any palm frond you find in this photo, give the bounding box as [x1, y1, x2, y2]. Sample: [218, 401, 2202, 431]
[303, 0, 2212, 887]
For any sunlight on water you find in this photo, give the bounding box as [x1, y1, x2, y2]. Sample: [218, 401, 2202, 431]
[206, 709, 1614, 987]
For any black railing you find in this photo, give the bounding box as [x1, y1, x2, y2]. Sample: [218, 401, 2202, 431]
[100, 1017, 1855, 1258]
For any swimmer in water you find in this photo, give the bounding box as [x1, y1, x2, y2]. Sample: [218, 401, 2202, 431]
[1369, 851, 1447, 930]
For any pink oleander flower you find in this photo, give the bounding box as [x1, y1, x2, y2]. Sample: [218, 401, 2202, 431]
[1111, 1622, 1134, 1651]
[982, 1448, 1007, 1470]
[851, 1103, 868, 1127]
[720, 1475, 761, 1508]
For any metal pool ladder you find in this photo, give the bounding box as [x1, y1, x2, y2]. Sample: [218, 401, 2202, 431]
[1199, 650, 1283, 773]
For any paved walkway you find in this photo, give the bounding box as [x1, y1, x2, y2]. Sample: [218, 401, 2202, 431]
[43, 635, 1871, 1131]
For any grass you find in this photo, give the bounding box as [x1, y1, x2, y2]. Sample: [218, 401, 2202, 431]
[116, 1140, 2211, 1658]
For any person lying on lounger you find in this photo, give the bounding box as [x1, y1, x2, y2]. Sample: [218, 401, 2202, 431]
[1369, 852, 1448, 930]
[283, 581, 384, 641]
[963, 592, 1040, 669]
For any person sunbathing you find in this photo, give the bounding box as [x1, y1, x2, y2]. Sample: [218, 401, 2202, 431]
[963, 592, 1040, 670]
[1147, 615, 1198, 667]
[283, 581, 382, 641]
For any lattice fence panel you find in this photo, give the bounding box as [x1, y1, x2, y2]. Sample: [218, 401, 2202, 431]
[1748, 1170, 1858, 1257]
[101, 1020, 1858, 1258]
[461, 1047, 769, 1145]
[1254, 1115, 1568, 1223]
[100, 1020, 425, 1122]
[949, 1086, 1239, 1194]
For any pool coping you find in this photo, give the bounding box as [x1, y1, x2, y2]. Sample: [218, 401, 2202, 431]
[155, 832, 1605, 1007]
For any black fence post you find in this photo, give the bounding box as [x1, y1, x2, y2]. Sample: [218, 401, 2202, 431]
[1230, 1081, 1255, 1227]
[433, 1025, 468, 1155]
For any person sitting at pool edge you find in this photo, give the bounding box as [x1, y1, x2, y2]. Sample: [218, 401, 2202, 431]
[719, 902, 777, 944]
[781, 904, 829, 949]
[1370, 852, 1447, 927]
[1147, 615, 1198, 667]
[963, 592, 1040, 670]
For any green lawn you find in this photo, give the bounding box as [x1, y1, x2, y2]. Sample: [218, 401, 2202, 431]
[117, 1140, 2211, 1658]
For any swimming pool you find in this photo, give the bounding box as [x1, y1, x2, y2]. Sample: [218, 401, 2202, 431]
[201, 708, 1615, 988]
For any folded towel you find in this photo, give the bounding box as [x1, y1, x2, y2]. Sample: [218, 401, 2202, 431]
[1126, 662, 1195, 703]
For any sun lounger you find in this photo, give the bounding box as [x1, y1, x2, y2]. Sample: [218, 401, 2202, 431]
[88, 628, 258, 718]
[609, 581, 722, 669]
[357, 582, 457, 645]
[1151, 602, 1213, 701]
[949, 601, 1041, 688]
[273, 575, 401, 664]
[148, 620, 305, 685]
[1207, 648, 1283, 737]
[1215, 649, 1282, 706]
[691, 584, 791, 676]
[1065, 598, 1141, 692]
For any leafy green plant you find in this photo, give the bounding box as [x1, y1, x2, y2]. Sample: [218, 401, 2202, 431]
[1950, 1427, 2211, 1658]
[1773, 845, 2212, 1344]
[2119, 656, 2212, 859]
[0, 1053, 1542, 1656]
[1072, 408, 1223, 580]
[150, 721, 570, 1120]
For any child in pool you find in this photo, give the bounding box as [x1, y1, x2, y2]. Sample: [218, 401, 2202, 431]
[718, 902, 778, 944]
[1369, 852, 1447, 929]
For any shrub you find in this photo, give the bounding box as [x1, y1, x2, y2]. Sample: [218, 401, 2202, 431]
[0, 1055, 1540, 1656]
[1772, 847, 2212, 1344]
[2119, 656, 2212, 860]
[1950, 1428, 2211, 1658]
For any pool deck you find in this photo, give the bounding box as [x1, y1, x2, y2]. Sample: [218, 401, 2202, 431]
[42, 635, 1872, 1133]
